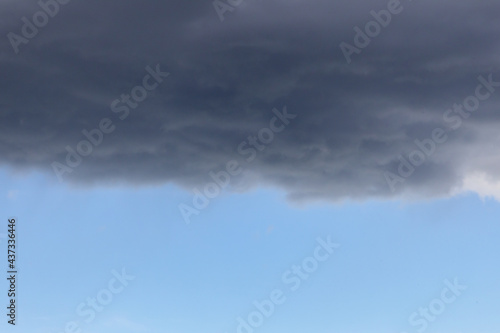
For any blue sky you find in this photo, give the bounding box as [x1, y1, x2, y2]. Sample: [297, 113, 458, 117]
[2, 167, 500, 333]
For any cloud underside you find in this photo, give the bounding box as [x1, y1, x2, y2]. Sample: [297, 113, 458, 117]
[1, 0, 500, 202]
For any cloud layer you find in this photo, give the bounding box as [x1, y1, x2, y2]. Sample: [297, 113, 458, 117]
[1, 0, 500, 202]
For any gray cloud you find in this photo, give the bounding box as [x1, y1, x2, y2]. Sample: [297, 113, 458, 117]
[1, 0, 500, 201]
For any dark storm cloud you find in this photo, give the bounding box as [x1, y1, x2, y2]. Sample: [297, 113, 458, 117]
[1, 0, 500, 201]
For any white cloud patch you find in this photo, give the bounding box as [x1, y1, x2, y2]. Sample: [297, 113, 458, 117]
[460, 173, 500, 202]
